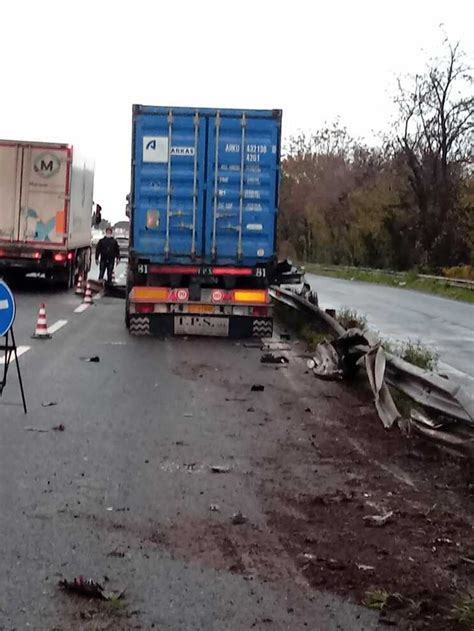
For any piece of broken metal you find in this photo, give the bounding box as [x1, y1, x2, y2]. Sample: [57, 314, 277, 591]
[210, 465, 231, 474]
[58, 576, 125, 601]
[231, 511, 248, 525]
[251, 384, 265, 392]
[365, 347, 401, 429]
[363, 511, 394, 527]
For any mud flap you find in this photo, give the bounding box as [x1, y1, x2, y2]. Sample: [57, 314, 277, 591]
[252, 318, 273, 338]
[129, 315, 151, 336]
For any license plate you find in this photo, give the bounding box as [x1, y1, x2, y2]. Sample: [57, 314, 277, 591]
[174, 316, 229, 336]
[188, 304, 215, 314]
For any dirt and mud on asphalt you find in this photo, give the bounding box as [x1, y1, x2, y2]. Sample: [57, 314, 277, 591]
[167, 335, 474, 630]
[2, 295, 473, 629]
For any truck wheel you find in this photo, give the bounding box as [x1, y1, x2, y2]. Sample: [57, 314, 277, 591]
[57, 264, 74, 290]
[125, 281, 131, 329]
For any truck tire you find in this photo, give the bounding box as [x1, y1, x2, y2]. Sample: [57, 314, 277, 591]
[56, 263, 74, 290]
[125, 279, 131, 329]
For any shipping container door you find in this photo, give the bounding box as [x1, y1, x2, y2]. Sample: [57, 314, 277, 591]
[133, 110, 206, 259]
[0, 143, 21, 241]
[205, 112, 280, 265]
[18, 146, 69, 244]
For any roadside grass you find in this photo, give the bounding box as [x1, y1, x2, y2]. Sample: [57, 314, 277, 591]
[381, 338, 439, 371]
[336, 308, 367, 330]
[451, 591, 474, 628]
[303, 263, 474, 304]
[274, 303, 334, 352]
[362, 588, 390, 610]
[362, 589, 406, 612]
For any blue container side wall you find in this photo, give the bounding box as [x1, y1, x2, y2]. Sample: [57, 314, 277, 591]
[130, 106, 281, 266]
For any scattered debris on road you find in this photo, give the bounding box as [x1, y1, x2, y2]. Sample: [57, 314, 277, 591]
[58, 576, 125, 601]
[231, 511, 248, 525]
[210, 465, 231, 474]
[41, 401, 57, 407]
[81, 356, 100, 363]
[363, 511, 394, 527]
[52, 423, 65, 431]
[209, 504, 220, 512]
[251, 384, 265, 392]
[24, 426, 48, 433]
[183, 412, 193, 418]
[260, 353, 289, 365]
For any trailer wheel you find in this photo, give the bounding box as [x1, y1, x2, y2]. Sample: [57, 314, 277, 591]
[125, 279, 131, 329]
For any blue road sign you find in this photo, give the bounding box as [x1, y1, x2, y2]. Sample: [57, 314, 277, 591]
[0, 280, 16, 337]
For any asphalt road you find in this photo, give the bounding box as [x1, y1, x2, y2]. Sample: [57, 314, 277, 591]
[306, 273, 474, 382]
[1, 279, 380, 630]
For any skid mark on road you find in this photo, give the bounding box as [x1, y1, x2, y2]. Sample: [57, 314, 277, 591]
[47, 319, 68, 335]
[0, 346, 30, 364]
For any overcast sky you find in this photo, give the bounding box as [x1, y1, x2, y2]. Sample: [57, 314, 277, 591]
[1, 0, 472, 223]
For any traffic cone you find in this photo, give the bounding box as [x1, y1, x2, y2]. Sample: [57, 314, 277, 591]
[32, 304, 52, 339]
[83, 281, 93, 305]
[75, 274, 84, 295]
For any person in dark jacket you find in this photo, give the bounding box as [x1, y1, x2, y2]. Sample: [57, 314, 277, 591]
[95, 228, 120, 283]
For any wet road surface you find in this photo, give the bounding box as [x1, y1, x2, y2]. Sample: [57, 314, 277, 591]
[1, 279, 380, 630]
[306, 273, 474, 381]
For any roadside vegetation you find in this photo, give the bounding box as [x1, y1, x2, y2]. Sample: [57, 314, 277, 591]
[381, 338, 439, 371]
[336, 308, 367, 330]
[451, 591, 474, 628]
[278, 38, 474, 292]
[274, 303, 334, 351]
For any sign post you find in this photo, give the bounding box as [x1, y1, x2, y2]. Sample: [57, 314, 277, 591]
[0, 280, 27, 414]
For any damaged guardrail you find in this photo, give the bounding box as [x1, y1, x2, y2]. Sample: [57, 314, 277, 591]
[270, 285, 474, 456]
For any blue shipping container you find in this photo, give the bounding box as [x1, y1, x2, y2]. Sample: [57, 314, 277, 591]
[131, 105, 281, 267]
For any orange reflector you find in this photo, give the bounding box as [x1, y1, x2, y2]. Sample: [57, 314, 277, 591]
[130, 286, 168, 302]
[233, 289, 268, 304]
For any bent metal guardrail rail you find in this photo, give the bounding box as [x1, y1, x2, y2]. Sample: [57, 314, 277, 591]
[269, 285, 474, 433]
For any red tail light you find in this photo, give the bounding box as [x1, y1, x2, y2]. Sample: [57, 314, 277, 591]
[212, 266, 253, 276]
[67, 252, 74, 261]
[149, 265, 199, 274]
[53, 253, 67, 262]
[211, 289, 232, 303]
[136, 303, 154, 314]
[252, 306, 269, 317]
[0, 249, 5, 257]
[33, 252, 41, 259]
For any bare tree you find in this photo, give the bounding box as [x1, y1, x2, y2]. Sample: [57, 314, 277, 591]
[395, 39, 473, 266]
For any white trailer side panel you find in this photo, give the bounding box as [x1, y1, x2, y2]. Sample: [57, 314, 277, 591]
[0, 143, 21, 241]
[19, 144, 70, 245]
[68, 147, 94, 249]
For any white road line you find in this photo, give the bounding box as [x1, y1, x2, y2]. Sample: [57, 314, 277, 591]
[0, 346, 30, 364]
[48, 319, 68, 335]
[74, 303, 90, 313]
